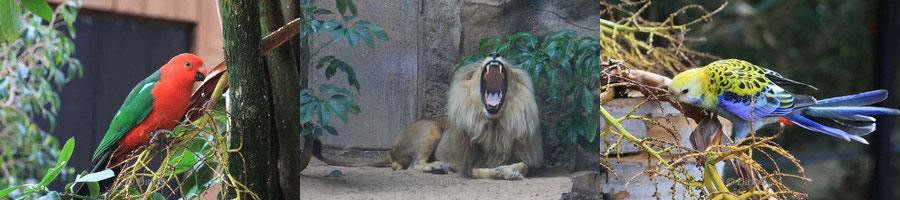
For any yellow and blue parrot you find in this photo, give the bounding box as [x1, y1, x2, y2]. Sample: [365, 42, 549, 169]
[669, 59, 899, 144]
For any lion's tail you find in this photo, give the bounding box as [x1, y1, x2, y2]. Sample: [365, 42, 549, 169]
[311, 138, 392, 167]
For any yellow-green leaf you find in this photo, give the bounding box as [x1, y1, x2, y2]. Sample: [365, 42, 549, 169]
[22, 0, 52, 21]
[38, 137, 74, 187]
[0, 0, 24, 42]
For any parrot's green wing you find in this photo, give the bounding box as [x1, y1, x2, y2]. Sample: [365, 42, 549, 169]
[91, 70, 160, 161]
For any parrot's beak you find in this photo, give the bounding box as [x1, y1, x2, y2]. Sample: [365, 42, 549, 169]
[195, 71, 206, 81]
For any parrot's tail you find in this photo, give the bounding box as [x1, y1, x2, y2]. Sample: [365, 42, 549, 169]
[75, 149, 118, 199]
[784, 90, 899, 144]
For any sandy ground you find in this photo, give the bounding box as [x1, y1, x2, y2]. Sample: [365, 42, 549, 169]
[299, 159, 574, 200]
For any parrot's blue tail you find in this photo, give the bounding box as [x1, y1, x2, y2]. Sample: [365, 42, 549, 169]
[784, 90, 899, 144]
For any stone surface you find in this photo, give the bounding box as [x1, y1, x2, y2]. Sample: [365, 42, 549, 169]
[419, 0, 463, 118]
[313, 0, 422, 149]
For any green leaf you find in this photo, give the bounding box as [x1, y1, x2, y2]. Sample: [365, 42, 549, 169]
[74, 169, 115, 183]
[568, 127, 578, 145]
[325, 169, 343, 177]
[347, 28, 360, 48]
[325, 63, 337, 78]
[334, 60, 360, 91]
[318, 102, 330, 126]
[151, 192, 166, 200]
[580, 86, 593, 113]
[369, 25, 388, 41]
[313, 8, 333, 15]
[321, 19, 342, 32]
[316, 55, 334, 69]
[300, 92, 312, 104]
[336, 0, 348, 15]
[347, 0, 358, 16]
[300, 101, 318, 124]
[22, 0, 52, 21]
[38, 191, 61, 200]
[585, 114, 598, 142]
[328, 98, 348, 123]
[88, 182, 99, 198]
[314, 127, 323, 137]
[332, 95, 360, 114]
[356, 28, 375, 48]
[168, 148, 198, 174]
[323, 125, 338, 135]
[39, 137, 74, 187]
[182, 164, 215, 200]
[302, 124, 315, 136]
[330, 27, 345, 41]
[0, 0, 24, 42]
[320, 84, 354, 96]
[342, 15, 356, 22]
[0, 186, 23, 198]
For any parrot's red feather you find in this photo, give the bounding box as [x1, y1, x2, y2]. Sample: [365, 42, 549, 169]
[109, 54, 206, 167]
[777, 116, 794, 125]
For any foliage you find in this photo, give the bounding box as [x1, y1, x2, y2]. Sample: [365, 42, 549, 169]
[297, 0, 388, 137]
[1, 137, 74, 199]
[103, 102, 236, 199]
[0, 0, 56, 42]
[0, 0, 81, 194]
[462, 1, 809, 199]
[300, 84, 361, 137]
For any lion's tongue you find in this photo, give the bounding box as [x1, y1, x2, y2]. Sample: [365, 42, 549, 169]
[486, 93, 501, 106]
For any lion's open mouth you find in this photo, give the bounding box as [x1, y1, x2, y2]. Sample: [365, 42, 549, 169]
[480, 59, 508, 115]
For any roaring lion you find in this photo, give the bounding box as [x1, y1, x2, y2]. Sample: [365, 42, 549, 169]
[313, 54, 542, 180]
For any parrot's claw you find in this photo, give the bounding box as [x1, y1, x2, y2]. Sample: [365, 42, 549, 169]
[150, 130, 174, 150]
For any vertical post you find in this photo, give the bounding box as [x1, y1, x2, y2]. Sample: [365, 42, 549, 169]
[279, 0, 317, 173]
[871, 0, 898, 199]
[260, 0, 304, 197]
[220, 0, 273, 198]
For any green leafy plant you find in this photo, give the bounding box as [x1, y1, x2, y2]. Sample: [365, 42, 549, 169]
[300, 84, 361, 137]
[0, 0, 58, 42]
[0, 0, 81, 193]
[297, 0, 388, 137]
[1, 137, 75, 199]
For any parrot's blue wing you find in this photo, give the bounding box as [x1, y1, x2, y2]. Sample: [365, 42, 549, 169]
[719, 85, 793, 121]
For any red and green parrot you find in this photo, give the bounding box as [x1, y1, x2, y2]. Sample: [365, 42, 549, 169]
[78, 53, 206, 195]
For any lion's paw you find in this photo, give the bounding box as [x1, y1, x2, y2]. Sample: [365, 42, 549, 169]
[423, 162, 452, 174]
[504, 171, 525, 180]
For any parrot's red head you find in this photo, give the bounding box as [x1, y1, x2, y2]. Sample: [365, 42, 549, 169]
[161, 53, 207, 85]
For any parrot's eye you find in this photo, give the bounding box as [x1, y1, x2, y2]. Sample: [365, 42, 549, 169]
[184, 62, 191, 68]
[681, 89, 689, 94]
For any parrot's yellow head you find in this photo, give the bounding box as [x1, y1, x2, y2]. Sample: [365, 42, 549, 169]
[669, 68, 708, 108]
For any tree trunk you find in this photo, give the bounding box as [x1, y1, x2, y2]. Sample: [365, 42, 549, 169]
[259, 0, 305, 198]
[220, 0, 274, 199]
[279, 0, 317, 173]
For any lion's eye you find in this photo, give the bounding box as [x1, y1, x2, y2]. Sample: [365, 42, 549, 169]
[682, 89, 689, 94]
[184, 62, 191, 68]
